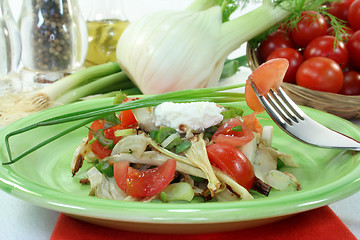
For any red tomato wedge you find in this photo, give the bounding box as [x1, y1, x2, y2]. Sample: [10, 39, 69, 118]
[207, 143, 255, 191]
[88, 119, 124, 159]
[245, 58, 289, 113]
[212, 118, 254, 147]
[114, 159, 177, 198]
[121, 110, 138, 128]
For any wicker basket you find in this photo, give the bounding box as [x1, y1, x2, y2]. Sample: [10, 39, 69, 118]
[246, 44, 360, 119]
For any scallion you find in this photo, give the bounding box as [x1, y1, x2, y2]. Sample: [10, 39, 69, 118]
[3, 83, 245, 165]
[114, 129, 134, 137]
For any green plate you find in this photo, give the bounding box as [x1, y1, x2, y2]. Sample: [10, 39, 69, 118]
[0, 98, 359, 234]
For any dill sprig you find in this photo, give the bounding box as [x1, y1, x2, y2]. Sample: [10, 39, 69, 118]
[217, 0, 252, 22]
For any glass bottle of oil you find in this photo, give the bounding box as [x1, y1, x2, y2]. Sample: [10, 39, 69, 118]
[84, 0, 129, 67]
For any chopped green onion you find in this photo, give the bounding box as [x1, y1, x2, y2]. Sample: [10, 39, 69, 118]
[226, 106, 244, 116]
[203, 126, 218, 140]
[150, 130, 159, 140]
[190, 175, 206, 183]
[221, 109, 236, 119]
[103, 113, 121, 125]
[95, 129, 114, 149]
[164, 136, 183, 150]
[88, 138, 96, 145]
[231, 126, 243, 132]
[95, 161, 114, 177]
[277, 158, 286, 170]
[190, 195, 205, 203]
[114, 128, 134, 137]
[155, 127, 177, 144]
[175, 140, 192, 154]
[160, 182, 194, 203]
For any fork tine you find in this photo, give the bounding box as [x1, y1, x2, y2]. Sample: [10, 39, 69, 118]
[277, 87, 305, 120]
[259, 95, 287, 126]
[250, 82, 360, 151]
[250, 83, 288, 126]
[268, 89, 298, 124]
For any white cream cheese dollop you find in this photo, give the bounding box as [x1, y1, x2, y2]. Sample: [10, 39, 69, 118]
[153, 102, 224, 132]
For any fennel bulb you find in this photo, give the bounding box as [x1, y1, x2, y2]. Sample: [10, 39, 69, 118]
[117, 7, 224, 94]
[116, 0, 289, 94]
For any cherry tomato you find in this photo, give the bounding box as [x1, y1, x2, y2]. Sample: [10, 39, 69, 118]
[267, 47, 304, 83]
[291, 11, 328, 47]
[258, 29, 295, 62]
[347, 30, 360, 69]
[327, 26, 354, 43]
[296, 57, 344, 93]
[114, 159, 176, 198]
[327, 0, 355, 21]
[304, 36, 349, 69]
[245, 58, 289, 113]
[212, 118, 254, 147]
[242, 112, 263, 135]
[88, 119, 124, 159]
[348, 0, 360, 30]
[207, 143, 255, 191]
[121, 110, 138, 128]
[339, 70, 360, 95]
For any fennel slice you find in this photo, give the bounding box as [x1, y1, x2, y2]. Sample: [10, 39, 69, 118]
[184, 134, 221, 196]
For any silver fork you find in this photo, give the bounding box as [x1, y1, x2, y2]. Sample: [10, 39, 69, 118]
[251, 83, 360, 151]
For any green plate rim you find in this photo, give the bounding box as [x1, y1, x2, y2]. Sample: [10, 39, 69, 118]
[0, 98, 359, 224]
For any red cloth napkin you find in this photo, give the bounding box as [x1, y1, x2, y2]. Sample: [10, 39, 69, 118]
[51, 206, 356, 240]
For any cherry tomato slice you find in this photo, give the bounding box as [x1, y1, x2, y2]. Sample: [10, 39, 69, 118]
[207, 143, 255, 191]
[212, 118, 254, 147]
[88, 119, 124, 159]
[121, 110, 138, 128]
[114, 159, 176, 198]
[245, 58, 289, 113]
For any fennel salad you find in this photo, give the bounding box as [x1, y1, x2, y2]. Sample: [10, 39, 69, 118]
[72, 100, 300, 203]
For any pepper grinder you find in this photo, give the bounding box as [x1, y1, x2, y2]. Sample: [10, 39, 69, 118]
[0, 0, 22, 94]
[19, 0, 88, 89]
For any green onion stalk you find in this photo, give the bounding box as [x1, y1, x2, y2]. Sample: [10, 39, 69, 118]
[0, 62, 140, 126]
[3, 84, 246, 165]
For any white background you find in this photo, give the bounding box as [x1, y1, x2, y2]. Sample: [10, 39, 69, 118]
[1, 1, 360, 239]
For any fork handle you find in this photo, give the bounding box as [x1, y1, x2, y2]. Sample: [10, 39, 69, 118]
[322, 130, 360, 151]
